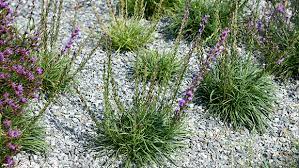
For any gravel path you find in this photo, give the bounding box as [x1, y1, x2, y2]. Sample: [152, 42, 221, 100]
[11, 0, 299, 167]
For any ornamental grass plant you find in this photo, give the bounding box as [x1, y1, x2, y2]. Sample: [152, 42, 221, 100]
[105, 18, 154, 51]
[195, 54, 275, 132]
[246, 0, 299, 79]
[37, 0, 99, 98]
[122, 0, 179, 19]
[132, 50, 180, 83]
[79, 2, 239, 167]
[165, 0, 248, 40]
[194, 2, 276, 132]
[94, 0, 158, 52]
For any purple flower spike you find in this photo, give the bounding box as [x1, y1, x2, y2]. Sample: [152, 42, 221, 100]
[4, 156, 14, 168]
[3, 48, 13, 56]
[198, 15, 209, 36]
[277, 3, 285, 13]
[3, 119, 12, 128]
[178, 99, 186, 107]
[174, 27, 230, 121]
[3, 92, 9, 99]
[71, 27, 80, 38]
[7, 129, 22, 139]
[0, 52, 4, 62]
[17, 48, 30, 57]
[30, 56, 38, 63]
[20, 97, 28, 104]
[186, 90, 193, 97]
[0, 73, 8, 79]
[36, 67, 43, 75]
[62, 27, 80, 54]
[0, 0, 9, 8]
[257, 20, 263, 32]
[7, 142, 19, 152]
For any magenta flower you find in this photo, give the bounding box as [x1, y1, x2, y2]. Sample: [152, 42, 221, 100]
[3, 119, 12, 128]
[0, 52, 4, 62]
[19, 97, 28, 103]
[6, 142, 19, 152]
[36, 67, 43, 75]
[7, 129, 22, 139]
[3, 48, 13, 56]
[277, 3, 285, 13]
[62, 27, 80, 54]
[3, 156, 14, 168]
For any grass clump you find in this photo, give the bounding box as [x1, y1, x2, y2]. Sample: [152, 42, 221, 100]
[95, 1, 157, 52]
[38, 51, 72, 96]
[133, 50, 180, 83]
[85, 48, 187, 167]
[36, 0, 99, 97]
[166, 0, 243, 40]
[82, 2, 206, 166]
[247, 0, 299, 79]
[123, 0, 179, 18]
[106, 18, 154, 51]
[195, 54, 275, 132]
[92, 98, 185, 167]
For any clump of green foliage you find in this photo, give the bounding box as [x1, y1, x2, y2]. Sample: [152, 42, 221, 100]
[96, 1, 157, 52]
[247, 0, 299, 79]
[195, 52, 275, 132]
[91, 94, 186, 167]
[123, 0, 179, 18]
[38, 51, 72, 95]
[133, 50, 180, 83]
[37, 0, 99, 98]
[86, 47, 187, 167]
[0, 112, 47, 168]
[166, 0, 244, 40]
[105, 18, 154, 51]
[83, 1, 206, 166]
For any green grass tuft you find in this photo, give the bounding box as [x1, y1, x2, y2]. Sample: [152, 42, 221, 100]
[123, 0, 179, 18]
[195, 55, 276, 132]
[0, 112, 47, 165]
[38, 51, 73, 96]
[133, 50, 181, 83]
[165, 0, 235, 40]
[245, 0, 299, 79]
[92, 102, 186, 167]
[105, 18, 154, 51]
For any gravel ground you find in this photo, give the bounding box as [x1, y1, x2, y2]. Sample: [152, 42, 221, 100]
[10, 0, 299, 167]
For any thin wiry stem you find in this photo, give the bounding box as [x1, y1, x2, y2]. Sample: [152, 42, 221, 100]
[173, 0, 191, 55]
[52, 0, 64, 49]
